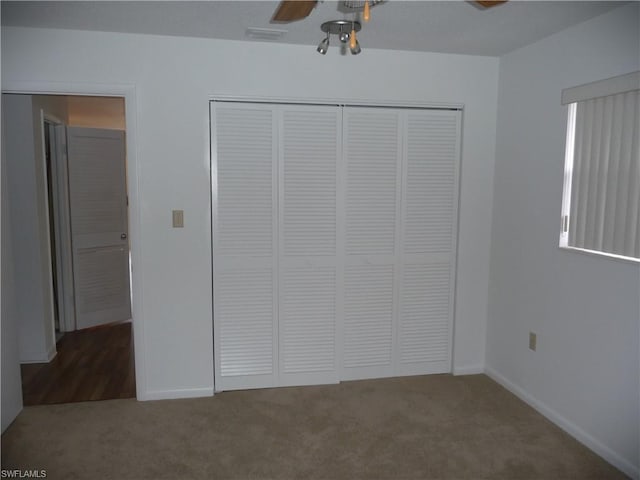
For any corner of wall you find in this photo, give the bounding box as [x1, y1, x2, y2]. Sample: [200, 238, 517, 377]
[452, 364, 485, 376]
[1, 97, 25, 432]
[486, 366, 639, 479]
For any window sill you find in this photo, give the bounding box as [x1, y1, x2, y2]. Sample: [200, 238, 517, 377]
[559, 245, 640, 266]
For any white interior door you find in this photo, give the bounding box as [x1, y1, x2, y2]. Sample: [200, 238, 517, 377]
[66, 127, 131, 330]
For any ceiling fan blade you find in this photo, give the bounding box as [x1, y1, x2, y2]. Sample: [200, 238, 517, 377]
[476, 1, 507, 8]
[272, 0, 318, 22]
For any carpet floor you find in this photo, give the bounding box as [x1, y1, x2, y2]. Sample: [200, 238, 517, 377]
[1, 374, 626, 479]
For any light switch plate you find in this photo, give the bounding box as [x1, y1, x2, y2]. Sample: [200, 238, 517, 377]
[529, 332, 537, 351]
[172, 210, 184, 228]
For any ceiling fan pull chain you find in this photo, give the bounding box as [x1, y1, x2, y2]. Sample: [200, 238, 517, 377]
[350, 20, 357, 49]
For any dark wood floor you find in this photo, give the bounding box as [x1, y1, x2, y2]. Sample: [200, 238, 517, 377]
[21, 322, 136, 406]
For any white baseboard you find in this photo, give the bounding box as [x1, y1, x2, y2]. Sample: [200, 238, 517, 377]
[20, 345, 58, 364]
[140, 387, 214, 401]
[19, 358, 49, 364]
[485, 366, 639, 480]
[452, 364, 484, 375]
[46, 345, 57, 362]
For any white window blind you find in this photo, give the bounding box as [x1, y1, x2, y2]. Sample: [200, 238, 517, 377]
[561, 72, 640, 260]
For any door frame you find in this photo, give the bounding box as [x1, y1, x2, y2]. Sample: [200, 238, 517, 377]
[42, 117, 75, 334]
[2, 81, 146, 400]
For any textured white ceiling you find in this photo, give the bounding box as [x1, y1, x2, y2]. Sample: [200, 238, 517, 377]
[1, 1, 630, 56]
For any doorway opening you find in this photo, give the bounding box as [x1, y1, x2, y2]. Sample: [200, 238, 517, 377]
[3, 93, 136, 405]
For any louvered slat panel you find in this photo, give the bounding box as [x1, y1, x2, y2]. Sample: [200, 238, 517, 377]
[278, 105, 339, 386]
[281, 108, 337, 257]
[345, 110, 400, 255]
[218, 268, 274, 377]
[344, 265, 394, 372]
[341, 107, 401, 381]
[399, 263, 450, 364]
[67, 133, 127, 235]
[75, 246, 129, 314]
[280, 266, 336, 380]
[216, 107, 274, 257]
[398, 110, 460, 376]
[213, 103, 277, 391]
[403, 113, 458, 254]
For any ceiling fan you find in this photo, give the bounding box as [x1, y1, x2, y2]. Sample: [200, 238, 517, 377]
[271, 0, 507, 23]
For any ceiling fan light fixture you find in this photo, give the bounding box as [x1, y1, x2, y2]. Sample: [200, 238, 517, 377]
[317, 34, 329, 54]
[318, 20, 361, 55]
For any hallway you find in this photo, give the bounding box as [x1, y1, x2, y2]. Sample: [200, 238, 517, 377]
[21, 322, 135, 405]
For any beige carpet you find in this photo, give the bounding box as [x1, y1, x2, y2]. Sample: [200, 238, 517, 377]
[1, 374, 626, 479]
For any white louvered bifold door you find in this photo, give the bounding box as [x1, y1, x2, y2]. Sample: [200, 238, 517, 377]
[278, 105, 341, 386]
[212, 102, 460, 391]
[398, 110, 461, 375]
[212, 103, 278, 391]
[341, 107, 402, 380]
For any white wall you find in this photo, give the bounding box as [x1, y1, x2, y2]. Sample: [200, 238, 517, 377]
[487, 4, 640, 478]
[2, 94, 58, 363]
[1, 99, 24, 431]
[1, 26, 499, 398]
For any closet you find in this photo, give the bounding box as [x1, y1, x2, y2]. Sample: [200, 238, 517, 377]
[211, 101, 461, 391]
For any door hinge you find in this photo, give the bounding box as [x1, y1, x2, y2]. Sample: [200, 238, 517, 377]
[562, 215, 569, 233]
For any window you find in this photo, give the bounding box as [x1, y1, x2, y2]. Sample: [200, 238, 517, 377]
[560, 71, 640, 261]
